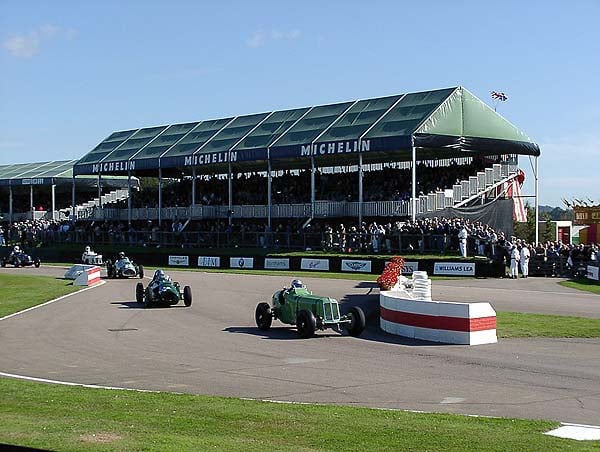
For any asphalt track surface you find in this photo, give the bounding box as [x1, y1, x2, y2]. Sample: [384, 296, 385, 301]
[1, 266, 599, 425]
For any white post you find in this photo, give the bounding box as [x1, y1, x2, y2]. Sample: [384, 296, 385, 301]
[30, 185, 34, 214]
[71, 176, 76, 221]
[535, 156, 539, 244]
[267, 156, 272, 230]
[192, 167, 196, 207]
[158, 168, 162, 226]
[310, 156, 315, 219]
[9, 185, 13, 223]
[97, 174, 102, 208]
[127, 170, 132, 226]
[358, 153, 363, 226]
[411, 139, 417, 221]
[228, 161, 233, 226]
[51, 184, 56, 220]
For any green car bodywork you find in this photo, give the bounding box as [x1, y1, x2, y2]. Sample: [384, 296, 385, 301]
[136, 276, 192, 309]
[255, 286, 366, 338]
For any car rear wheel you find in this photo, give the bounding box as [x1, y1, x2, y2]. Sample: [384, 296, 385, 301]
[138, 265, 144, 279]
[296, 309, 316, 338]
[34, 259, 41, 268]
[183, 286, 192, 307]
[136, 282, 144, 304]
[346, 306, 366, 337]
[255, 302, 272, 330]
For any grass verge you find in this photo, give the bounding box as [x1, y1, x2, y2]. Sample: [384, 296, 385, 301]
[497, 311, 600, 338]
[1, 377, 589, 452]
[559, 279, 600, 295]
[0, 273, 80, 318]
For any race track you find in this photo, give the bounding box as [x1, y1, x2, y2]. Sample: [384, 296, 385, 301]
[1, 266, 599, 425]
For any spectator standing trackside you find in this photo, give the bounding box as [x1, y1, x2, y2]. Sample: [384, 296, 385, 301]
[458, 225, 468, 258]
[520, 244, 530, 278]
[510, 245, 520, 279]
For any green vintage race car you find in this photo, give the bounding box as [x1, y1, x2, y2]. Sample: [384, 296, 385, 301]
[255, 279, 366, 338]
[136, 270, 192, 308]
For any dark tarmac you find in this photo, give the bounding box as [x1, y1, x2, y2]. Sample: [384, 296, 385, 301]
[1, 265, 598, 424]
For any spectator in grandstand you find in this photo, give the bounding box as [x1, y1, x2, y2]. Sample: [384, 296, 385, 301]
[0, 225, 4, 246]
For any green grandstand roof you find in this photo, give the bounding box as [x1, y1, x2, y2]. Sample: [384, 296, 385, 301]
[74, 86, 540, 176]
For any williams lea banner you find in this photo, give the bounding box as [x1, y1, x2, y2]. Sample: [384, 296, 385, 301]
[433, 262, 475, 276]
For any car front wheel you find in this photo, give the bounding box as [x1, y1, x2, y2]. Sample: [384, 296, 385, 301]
[346, 306, 366, 337]
[296, 309, 316, 338]
[136, 282, 144, 304]
[183, 286, 192, 307]
[255, 302, 272, 330]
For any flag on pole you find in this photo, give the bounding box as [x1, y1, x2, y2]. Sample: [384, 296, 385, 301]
[491, 91, 508, 101]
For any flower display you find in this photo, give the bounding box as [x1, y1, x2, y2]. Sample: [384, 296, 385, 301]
[377, 256, 405, 290]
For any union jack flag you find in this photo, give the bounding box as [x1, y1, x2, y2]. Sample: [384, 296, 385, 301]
[491, 91, 508, 101]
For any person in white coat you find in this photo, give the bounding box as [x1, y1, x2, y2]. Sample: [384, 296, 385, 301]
[520, 244, 531, 278]
[458, 225, 468, 258]
[510, 244, 520, 279]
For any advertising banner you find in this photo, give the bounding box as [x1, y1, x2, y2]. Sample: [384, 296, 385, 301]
[401, 261, 418, 274]
[198, 256, 221, 268]
[434, 262, 476, 276]
[300, 258, 330, 271]
[587, 265, 600, 281]
[341, 259, 372, 273]
[168, 255, 189, 266]
[264, 258, 290, 270]
[230, 257, 254, 269]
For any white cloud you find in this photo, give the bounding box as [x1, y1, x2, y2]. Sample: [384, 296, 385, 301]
[246, 29, 301, 48]
[2, 24, 76, 58]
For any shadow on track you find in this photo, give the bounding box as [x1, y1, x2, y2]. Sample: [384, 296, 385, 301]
[110, 301, 186, 309]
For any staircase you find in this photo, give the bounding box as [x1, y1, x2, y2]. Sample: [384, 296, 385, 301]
[61, 188, 131, 220]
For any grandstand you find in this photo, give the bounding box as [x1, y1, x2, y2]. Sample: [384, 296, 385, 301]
[3, 87, 541, 237]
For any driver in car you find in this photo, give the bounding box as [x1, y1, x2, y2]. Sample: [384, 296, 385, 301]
[149, 269, 170, 295]
[9, 245, 21, 260]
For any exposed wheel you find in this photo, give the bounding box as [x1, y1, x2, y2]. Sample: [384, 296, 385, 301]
[255, 302, 272, 330]
[346, 306, 366, 337]
[1, 260, 5, 268]
[105, 261, 113, 278]
[296, 309, 316, 338]
[34, 259, 41, 268]
[143, 288, 152, 309]
[183, 286, 192, 307]
[14, 260, 20, 268]
[136, 282, 144, 304]
[138, 265, 144, 279]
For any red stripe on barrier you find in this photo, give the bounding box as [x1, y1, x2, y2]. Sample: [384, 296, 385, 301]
[380, 306, 495, 332]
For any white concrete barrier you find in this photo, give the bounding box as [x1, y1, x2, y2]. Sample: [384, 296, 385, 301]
[380, 291, 497, 345]
[65, 265, 102, 286]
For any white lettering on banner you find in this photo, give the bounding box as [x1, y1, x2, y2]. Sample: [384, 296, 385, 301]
[264, 258, 290, 270]
[183, 152, 237, 167]
[300, 139, 371, 157]
[587, 265, 599, 281]
[168, 255, 189, 266]
[21, 178, 44, 185]
[198, 256, 220, 267]
[92, 161, 135, 174]
[341, 260, 371, 273]
[300, 258, 330, 271]
[384, 260, 418, 274]
[433, 262, 475, 276]
[230, 257, 254, 269]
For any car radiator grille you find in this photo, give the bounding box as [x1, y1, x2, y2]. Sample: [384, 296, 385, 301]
[323, 300, 340, 322]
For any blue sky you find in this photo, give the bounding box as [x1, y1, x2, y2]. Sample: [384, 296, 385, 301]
[1, 0, 598, 207]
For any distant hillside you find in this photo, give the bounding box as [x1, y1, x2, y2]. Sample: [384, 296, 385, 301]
[538, 205, 573, 221]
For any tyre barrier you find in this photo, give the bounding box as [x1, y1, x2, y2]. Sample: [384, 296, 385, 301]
[65, 265, 102, 286]
[379, 291, 497, 345]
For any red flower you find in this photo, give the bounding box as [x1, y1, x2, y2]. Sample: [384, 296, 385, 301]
[377, 256, 405, 290]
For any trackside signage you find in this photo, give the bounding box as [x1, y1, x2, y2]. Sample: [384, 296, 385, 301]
[587, 265, 599, 281]
[300, 258, 329, 271]
[434, 262, 475, 276]
[198, 256, 220, 267]
[230, 257, 254, 269]
[341, 259, 371, 273]
[264, 258, 290, 270]
[384, 261, 418, 274]
[168, 255, 189, 266]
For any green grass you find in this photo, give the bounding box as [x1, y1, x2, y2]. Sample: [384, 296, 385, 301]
[560, 279, 600, 295]
[1, 377, 591, 452]
[497, 311, 600, 338]
[0, 273, 80, 318]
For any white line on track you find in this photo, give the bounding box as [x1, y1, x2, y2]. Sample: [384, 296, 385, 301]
[0, 280, 106, 322]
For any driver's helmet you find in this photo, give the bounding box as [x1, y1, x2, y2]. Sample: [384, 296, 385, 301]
[85, 246, 91, 253]
[154, 269, 165, 280]
[13, 245, 20, 252]
[291, 279, 305, 289]
[118, 251, 126, 259]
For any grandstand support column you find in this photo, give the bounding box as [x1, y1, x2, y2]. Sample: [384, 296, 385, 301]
[228, 160, 233, 226]
[30, 185, 34, 214]
[411, 138, 417, 221]
[535, 156, 539, 244]
[267, 156, 272, 230]
[358, 153, 364, 225]
[192, 167, 196, 207]
[310, 156, 315, 219]
[9, 186, 13, 223]
[97, 174, 102, 209]
[127, 170, 132, 226]
[71, 176, 76, 221]
[158, 168, 162, 226]
[51, 184, 56, 221]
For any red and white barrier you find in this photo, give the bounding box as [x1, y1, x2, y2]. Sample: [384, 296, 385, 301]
[380, 291, 497, 345]
[71, 265, 102, 286]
